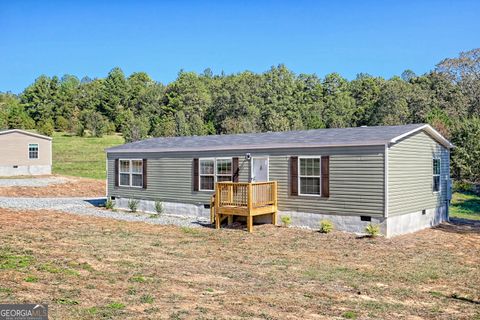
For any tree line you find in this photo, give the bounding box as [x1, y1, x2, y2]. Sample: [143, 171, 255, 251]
[0, 49, 479, 183]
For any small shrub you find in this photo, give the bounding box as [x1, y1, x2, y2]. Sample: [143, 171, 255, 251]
[154, 201, 164, 215]
[453, 181, 473, 193]
[105, 199, 115, 210]
[128, 199, 139, 213]
[365, 223, 381, 237]
[319, 220, 334, 233]
[281, 215, 292, 227]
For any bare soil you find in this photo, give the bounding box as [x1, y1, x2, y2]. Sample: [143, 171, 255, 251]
[0, 176, 105, 198]
[0, 209, 479, 319]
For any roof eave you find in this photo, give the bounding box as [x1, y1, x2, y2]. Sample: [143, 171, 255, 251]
[0, 129, 52, 141]
[105, 141, 388, 154]
[389, 124, 454, 149]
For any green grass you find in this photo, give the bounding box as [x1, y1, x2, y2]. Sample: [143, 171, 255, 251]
[52, 132, 124, 180]
[450, 192, 480, 220]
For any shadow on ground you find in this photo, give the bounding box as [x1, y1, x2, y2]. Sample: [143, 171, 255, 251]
[84, 198, 107, 207]
[434, 218, 480, 234]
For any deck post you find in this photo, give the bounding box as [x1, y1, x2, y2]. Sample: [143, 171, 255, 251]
[247, 215, 253, 233]
[272, 181, 278, 225]
[215, 184, 220, 229]
[247, 183, 253, 232]
[210, 195, 215, 223]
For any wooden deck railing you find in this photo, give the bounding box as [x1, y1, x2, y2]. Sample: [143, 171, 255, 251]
[212, 181, 277, 232]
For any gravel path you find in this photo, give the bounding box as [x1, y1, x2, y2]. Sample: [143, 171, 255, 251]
[0, 197, 210, 228]
[0, 177, 68, 187]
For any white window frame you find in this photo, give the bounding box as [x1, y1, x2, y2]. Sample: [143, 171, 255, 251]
[118, 159, 143, 188]
[432, 157, 441, 193]
[28, 143, 39, 160]
[298, 156, 322, 197]
[198, 157, 233, 191]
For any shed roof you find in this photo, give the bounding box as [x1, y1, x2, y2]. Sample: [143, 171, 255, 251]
[106, 123, 453, 154]
[0, 129, 52, 141]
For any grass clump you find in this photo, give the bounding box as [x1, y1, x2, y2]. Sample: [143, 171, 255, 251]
[342, 311, 357, 319]
[128, 199, 139, 213]
[0, 250, 34, 270]
[180, 226, 200, 235]
[281, 215, 292, 227]
[140, 294, 155, 304]
[24, 275, 38, 283]
[129, 275, 146, 283]
[365, 224, 381, 237]
[107, 302, 125, 310]
[319, 220, 334, 233]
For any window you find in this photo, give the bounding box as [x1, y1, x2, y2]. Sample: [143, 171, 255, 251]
[119, 159, 143, 187]
[28, 144, 38, 159]
[299, 157, 321, 195]
[433, 158, 441, 192]
[199, 159, 215, 191]
[199, 158, 232, 191]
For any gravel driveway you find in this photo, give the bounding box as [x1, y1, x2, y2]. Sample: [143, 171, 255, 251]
[0, 197, 210, 228]
[0, 177, 68, 187]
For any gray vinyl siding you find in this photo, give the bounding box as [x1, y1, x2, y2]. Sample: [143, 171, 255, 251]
[107, 145, 385, 217]
[388, 131, 450, 216]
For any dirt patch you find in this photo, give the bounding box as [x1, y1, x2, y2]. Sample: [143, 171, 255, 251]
[0, 176, 105, 198]
[0, 209, 479, 319]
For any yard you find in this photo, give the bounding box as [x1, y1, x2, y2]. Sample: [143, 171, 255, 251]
[450, 192, 480, 220]
[52, 132, 124, 180]
[0, 209, 479, 319]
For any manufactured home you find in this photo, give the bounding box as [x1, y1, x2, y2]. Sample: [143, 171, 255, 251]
[105, 124, 453, 237]
[0, 129, 52, 176]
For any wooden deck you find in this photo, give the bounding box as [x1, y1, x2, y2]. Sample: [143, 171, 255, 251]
[210, 181, 278, 232]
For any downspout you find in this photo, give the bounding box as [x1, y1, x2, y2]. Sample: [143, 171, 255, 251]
[384, 143, 389, 237]
[384, 143, 389, 219]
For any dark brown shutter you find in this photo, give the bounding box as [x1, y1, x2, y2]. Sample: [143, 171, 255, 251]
[290, 156, 298, 196]
[142, 159, 147, 189]
[114, 159, 119, 187]
[321, 156, 330, 198]
[232, 157, 239, 182]
[193, 158, 199, 191]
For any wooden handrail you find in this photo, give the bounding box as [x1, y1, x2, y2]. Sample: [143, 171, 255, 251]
[213, 181, 278, 232]
[215, 181, 276, 209]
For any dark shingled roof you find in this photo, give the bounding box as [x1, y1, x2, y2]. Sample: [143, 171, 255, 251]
[106, 124, 452, 153]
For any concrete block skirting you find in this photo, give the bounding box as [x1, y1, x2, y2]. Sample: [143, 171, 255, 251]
[276, 211, 386, 234]
[0, 165, 51, 176]
[385, 204, 448, 237]
[113, 198, 447, 237]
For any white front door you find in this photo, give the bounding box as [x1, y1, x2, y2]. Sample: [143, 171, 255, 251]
[251, 157, 269, 182]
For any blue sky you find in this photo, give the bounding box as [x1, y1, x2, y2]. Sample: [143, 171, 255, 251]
[1, 0, 479, 93]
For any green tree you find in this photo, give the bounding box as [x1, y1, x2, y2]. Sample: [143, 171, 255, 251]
[322, 73, 356, 128]
[371, 77, 411, 125]
[451, 117, 480, 182]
